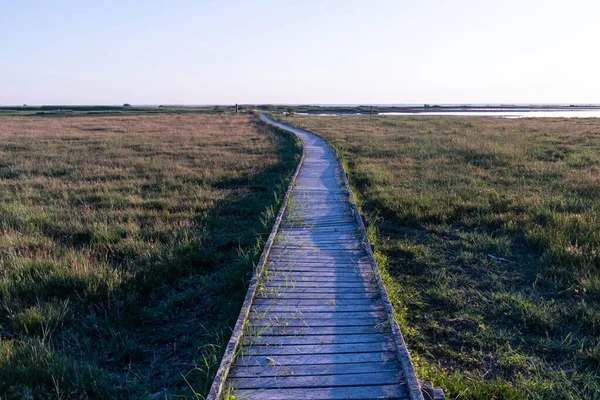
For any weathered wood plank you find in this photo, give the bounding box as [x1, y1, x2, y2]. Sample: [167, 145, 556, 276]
[269, 255, 368, 261]
[252, 298, 381, 307]
[270, 257, 369, 263]
[244, 333, 386, 346]
[267, 271, 371, 278]
[251, 305, 383, 313]
[271, 246, 365, 253]
[265, 275, 372, 283]
[243, 341, 396, 356]
[268, 268, 368, 276]
[256, 293, 380, 301]
[269, 261, 373, 267]
[267, 269, 371, 276]
[230, 385, 409, 400]
[265, 276, 373, 284]
[248, 318, 383, 327]
[230, 370, 404, 389]
[269, 256, 371, 263]
[256, 287, 379, 294]
[230, 362, 402, 378]
[269, 270, 372, 276]
[276, 233, 361, 240]
[234, 351, 399, 367]
[279, 224, 356, 230]
[264, 282, 374, 289]
[247, 325, 386, 336]
[270, 247, 365, 253]
[249, 310, 386, 320]
[258, 291, 379, 299]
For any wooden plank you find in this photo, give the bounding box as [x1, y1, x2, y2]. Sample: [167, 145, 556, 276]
[265, 276, 372, 284]
[276, 233, 360, 240]
[249, 311, 386, 320]
[248, 318, 383, 327]
[229, 370, 404, 389]
[270, 260, 368, 267]
[273, 248, 364, 256]
[264, 281, 374, 289]
[248, 325, 386, 336]
[282, 216, 357, 223]
[269, 255, 370, 262]
[286, 204, 351, 211]
[244, 333, 386, 346]
[267, 271, 371, 278]
[262, 285, 376, 293]
[274, 237, 362, 243]
[269, 249, 367, 255]
[269, 269, 372, 275]
[278, 229, 359, 235]
[276, 236, 360, 241]
[252, 298, 381, 307]
[269, 260, 372, 266]
[265, 275, 372, 283]
[267, 262, 372, 268]
[274, 239, 363, 245]
[256, 292, 380, 300]
[281, 220, 358, 233]
[251, 305, 383, 313]
[269, 268, 372, 275]
[266, 269, 370, 276]
[268, 272, 373, 280]
[256, 287, 378, 295]
[229, 361, 402, 378]
[234, 351, 399, 367]
[265, 277, 373, 285]
[229, 386, 409, 400]
[268, 268, 370, 275]
[243, 341, 396, 356]
[280, 220, 358, 228]
[274, 240, 364, 245]
[269, 265, 372, 271]
[271, 246, 365, 252]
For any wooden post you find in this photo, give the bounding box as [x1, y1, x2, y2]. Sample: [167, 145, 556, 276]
[236, 103, 239, 113]
[370, 105, 373, 115]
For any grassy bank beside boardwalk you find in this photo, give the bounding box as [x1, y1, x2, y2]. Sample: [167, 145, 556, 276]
[278, 115, 600, 400]
[0, 114, 300, 398]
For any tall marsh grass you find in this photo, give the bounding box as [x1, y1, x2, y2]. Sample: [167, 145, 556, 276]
[280, 115, 600, 400]
[0, 114, 300, 398]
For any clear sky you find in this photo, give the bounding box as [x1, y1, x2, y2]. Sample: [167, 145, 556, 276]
[1, 0, 599, 105]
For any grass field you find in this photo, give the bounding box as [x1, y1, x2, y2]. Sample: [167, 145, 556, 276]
[278, 115, 600, 400]
[0, 114, 300, 399]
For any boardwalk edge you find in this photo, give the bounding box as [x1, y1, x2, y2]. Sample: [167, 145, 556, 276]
[206, 115, 305, 400]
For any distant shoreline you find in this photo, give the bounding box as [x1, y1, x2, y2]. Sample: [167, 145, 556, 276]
[2, 104, 600, 117]
[293, 104, 600, 115]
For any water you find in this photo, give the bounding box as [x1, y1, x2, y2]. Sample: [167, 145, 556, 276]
[378, 110, 600, 118]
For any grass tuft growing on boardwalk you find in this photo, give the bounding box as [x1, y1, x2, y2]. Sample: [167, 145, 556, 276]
[0, 114, 300, 399]
[279, 115, 600, 400]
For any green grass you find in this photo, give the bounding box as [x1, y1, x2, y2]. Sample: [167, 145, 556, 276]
[278, 115, 600, 400]
[0, 114, 300, 399]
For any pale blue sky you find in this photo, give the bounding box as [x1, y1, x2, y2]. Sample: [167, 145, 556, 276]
[1, 0, 598, 105]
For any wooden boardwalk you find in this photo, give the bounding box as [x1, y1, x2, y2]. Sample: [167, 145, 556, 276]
[208, 115, 425, 400]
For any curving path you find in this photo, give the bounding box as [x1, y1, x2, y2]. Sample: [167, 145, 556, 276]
[208, 115, 425, 400]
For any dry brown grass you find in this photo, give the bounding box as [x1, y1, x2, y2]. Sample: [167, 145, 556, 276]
[0, 114, 300, 399]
